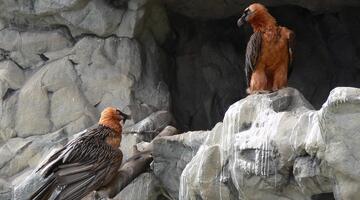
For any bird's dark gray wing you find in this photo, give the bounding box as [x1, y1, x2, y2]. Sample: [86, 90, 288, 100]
[287, 30, 295, 77]
[245, 32, 262, 87]
[30, 127, 123, 200]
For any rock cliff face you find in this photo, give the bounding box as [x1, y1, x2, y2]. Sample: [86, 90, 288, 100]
[0, 0, 360, 200]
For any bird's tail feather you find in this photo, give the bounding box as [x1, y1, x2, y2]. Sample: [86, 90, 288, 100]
[29, 175, 57, 200]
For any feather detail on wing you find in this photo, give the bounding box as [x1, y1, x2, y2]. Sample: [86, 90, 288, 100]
[245, 32, 262, 87]
[30, 126, 123, 200]
[287, 30, 295, 77]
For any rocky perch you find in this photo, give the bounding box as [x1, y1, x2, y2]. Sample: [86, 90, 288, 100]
[174, 87, 360, 200]
[9, 87, 360, 200]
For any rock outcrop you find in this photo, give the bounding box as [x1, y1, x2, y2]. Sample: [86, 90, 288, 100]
[152, 87, 360, 200]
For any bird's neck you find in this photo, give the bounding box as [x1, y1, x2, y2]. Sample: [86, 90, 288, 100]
[99, 118, 122, 136]
[250, 12, 277, 33]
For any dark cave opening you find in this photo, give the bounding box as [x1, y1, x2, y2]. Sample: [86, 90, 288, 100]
[161, 6, 360, 131]
[162, 12, 247, 131]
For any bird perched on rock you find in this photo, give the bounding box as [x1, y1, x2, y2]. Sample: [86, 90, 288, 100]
[30, 107, 130, 200]
[237, 3, 295, 94]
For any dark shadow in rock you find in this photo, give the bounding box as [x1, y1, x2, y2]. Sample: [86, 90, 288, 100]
[271, 95, 293, 113]
[38, 53, 49, 62]
[311, 193, 335, 200]
[3, 88, 16, 100]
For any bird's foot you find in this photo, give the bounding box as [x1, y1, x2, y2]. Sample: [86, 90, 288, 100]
[249, 90, 271, 95]
[271, 86, 287, 92]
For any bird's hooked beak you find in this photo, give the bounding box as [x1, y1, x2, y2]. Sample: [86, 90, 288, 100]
[237, 8, 250, 27]
[120, 112, 131, 122]
[115, 108, 131, 123]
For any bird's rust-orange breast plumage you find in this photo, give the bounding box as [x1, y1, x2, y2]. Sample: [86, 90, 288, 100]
[238, 3, 295, 94]
[30, 107, 130, 200]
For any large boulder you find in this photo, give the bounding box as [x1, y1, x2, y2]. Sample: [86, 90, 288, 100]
[152, 130, 209, 199]
[113, 172, 165, 200]
[152, 87, 360, 200]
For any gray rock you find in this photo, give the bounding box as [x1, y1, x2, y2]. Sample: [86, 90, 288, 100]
[113, 172, 164, 200]
[152, 130, 209, 199]
[0, 137, 31, 170]
[15, 70, 51, 137]
[124, 103, 157, 123]
[116, 9, 146, 38]
[177, 87, 360, 200]
[128, 0, 148, 11]
[120, 133, 139, 161]
[293, 157, 332, 195]
[124, 110, 173, 140]
[1, 129, 67, 181]
[0, 93, 18, 141]
[41, 58, 78, 92]
[64, 114, 96, 136]
[0, 178, 11, 200]
[0, 60, 24, 94]
[0, 18, 6, 30]
[0, 1, 173, 198]
[69, 36, 142, 111]
[32, 0, 87, 14]
[50, 86, 91, 130]
[60, 0, 125, 36]
[0, 27, 74, 68]
[134, 32, 170, 111]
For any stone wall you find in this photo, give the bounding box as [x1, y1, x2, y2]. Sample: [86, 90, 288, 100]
[0, 0, 171, 198]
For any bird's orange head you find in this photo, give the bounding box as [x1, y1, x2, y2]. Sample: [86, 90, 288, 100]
[237, 3, 276, 31]
[98, 107, 130, 134]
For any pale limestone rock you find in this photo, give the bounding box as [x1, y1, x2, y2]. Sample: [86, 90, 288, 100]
[0, 60, 24, 93]
[69, 36, 141, 111]
[41, 58, 77, 92]
[121, 133, 139, 161]
[153, 130, 209, 199]
[15, 72, 51, 137]
[50, 86, 90, 130]
[151, 88, 360, 200]
[0, 28, 73, 68]
[113, 173, 164, 200]
[116, 9, 145, 38]
[0, 93, 18, 141]
[60, 0, 125, 36]
[128, 0, 148, 10]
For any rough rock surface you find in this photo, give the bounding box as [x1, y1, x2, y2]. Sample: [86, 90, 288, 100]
[168, 87, 358, 200]
[0, 1, 171, 198]
[113, 172, 166, 200]
[152, 130, 209, 199]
